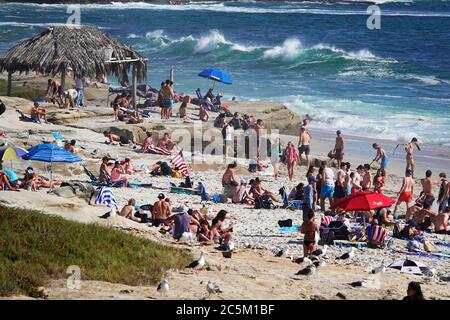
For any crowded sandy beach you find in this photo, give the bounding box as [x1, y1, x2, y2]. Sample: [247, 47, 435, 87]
[1, 66, 449, 300]
[0, 2, 450, 301]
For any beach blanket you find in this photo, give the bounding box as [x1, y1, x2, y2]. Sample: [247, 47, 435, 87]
[148, 145, 172, 156]
[435, 241, 450, 248]
[280, 224, 300, 233]
[129, 182, 153, 189]
[95, 187, 118, 208]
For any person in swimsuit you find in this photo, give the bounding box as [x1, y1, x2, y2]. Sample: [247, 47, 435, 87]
[300, 209, 319, 257]
[437, 172, 449, 213]
[404, 137, 420, 178]
[373, 168, 385, 194]
[119, 199, 140, 222]
[254, 119, 264, 155]
[372, 143, 388, 171]
[334, 162, 347, 203]
[222, 162, 240, 198]
[433, 206, 449, 234]
[298, 126, 312, 167]
[151, 193, 171, 227]
[283, 141, 300, 182]
[110, 161, 129, 187]
[210, 210, 234, 249]
[161, 80, 175, 120]
[420, 170, 438, 205]
[103, 131, 131, 145]
[361, 164, 372, 191]
[333, 130, 345, 169]
[393, 169, 414, 216]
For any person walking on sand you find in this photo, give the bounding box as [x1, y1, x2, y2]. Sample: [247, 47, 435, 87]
[283, 141, 300, 182]
[302, 176, 317, 222]
[404, 137, 421, 177]
[254, 119, 264, 156]
[320, 161, 335, 211]
[372, 143, 388, 171]
[333, 130, 345, 169]
[298, 126, 312, 167]
[394, 169, 414, 216]
[300, 209, 319, 257]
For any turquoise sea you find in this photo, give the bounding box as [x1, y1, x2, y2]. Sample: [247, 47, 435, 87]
[1, 1, 449, 148]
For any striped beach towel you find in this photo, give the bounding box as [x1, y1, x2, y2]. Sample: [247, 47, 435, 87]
[370, 225, 387, 244]
[171, 150, 189, 177]
[95, 187, 118, 208]
[148, 145, 172, 156]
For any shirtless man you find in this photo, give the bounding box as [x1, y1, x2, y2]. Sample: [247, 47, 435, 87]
[413, 202, 437, 231]
[372, 143, 388, 171]
[119, 199, 139, 222]
[404, 137, 421, 177]
[433, 207, 449, 234]
[157, 133, 176, 151]
[140, 131, 154, 153]
[333, 130, 345, 169]
[151, 193, 171, 226]
[64, 139, 77, 153]
[31, 102, 48, 123]
[405, 202, 422, 222]
[298, 127, 312, 167]
[361, 164, 372, 191]
[394, 169, 414, 216]
[421, 170, 438, 205]
[103, 131, 133, 145]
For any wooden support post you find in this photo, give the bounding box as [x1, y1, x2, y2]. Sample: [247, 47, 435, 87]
[7, 71, 12, 96]
[60, 65, 66, 94]
[132, 63, 137, 110]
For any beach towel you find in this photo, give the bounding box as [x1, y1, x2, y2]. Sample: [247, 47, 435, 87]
[147, 145, 172, 156]
[95, 187, 118, 208]
[171, 150, 189, 177]
[52, 131, 64, 143]
[280, 224, 300, 233]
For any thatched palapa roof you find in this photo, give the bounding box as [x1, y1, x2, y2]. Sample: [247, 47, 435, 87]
[0, 26, 147, 83]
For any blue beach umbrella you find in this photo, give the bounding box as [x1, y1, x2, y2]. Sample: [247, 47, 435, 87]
[22, 143, 81, 188]
[198, 68, 232, 89]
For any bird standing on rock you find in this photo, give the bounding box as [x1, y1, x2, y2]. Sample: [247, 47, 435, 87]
[206, 281, 223, 297]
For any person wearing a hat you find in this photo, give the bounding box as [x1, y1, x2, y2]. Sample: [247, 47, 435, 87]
[302, 175, 317, 222]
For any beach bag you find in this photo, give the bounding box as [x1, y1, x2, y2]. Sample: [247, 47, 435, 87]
[424, 240, 436, 252]
[278, 219, 293, 228]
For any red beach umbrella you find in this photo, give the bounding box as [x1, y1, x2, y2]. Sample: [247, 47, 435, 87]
[330, 190, 396, 211]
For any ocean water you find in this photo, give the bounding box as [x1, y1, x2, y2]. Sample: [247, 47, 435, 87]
[0, 1, 449, 147]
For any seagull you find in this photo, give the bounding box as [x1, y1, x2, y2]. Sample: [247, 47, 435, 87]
[99, 210, 113, 219]
[274, 245, 289, 258]
[311, 245, 328, 257]
[296, 263, 316, 276]
[371, 261, 386, 274]
[227, 241, 235, 252]
[206, 281, 222, 296]
[157, 279, 169, 297]
[337, 247, 355, 260]
[312, 257, 326, 268]
[294, 257, 312, 265]
[350, 280, 368, 287]
[186, 251, 205, 270]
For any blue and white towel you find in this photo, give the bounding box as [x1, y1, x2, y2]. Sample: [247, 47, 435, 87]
[95, 187, 118, 208]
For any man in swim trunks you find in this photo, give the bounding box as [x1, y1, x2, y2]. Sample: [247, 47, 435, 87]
[298, 126, 312, 167]
[333, 130, 345, 169]
[151, 193, 171, 227]
[103, 131, 131, 145]
[404, 137, 421, 178]
[394, 169, 414, 217]
[413, 202, 437, 231]
[161, 80, 175, 120]
[421, 169, 438, 206]
[222, 162, 240, 197]
[320, 160, 335, 211]
[433, 206, 449, 234]
[119, 198, 140, 222]
[372, 143, 388, 171]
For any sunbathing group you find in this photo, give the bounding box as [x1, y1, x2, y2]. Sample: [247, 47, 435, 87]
[140, 132, 177, 154]
[0, 166, 63, 192]
[99, 156, 143, 187]
[119, 194, 234, 249]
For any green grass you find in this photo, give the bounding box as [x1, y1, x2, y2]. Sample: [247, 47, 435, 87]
[0, 206, 192, 298]
[0, 79, 43, 101]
